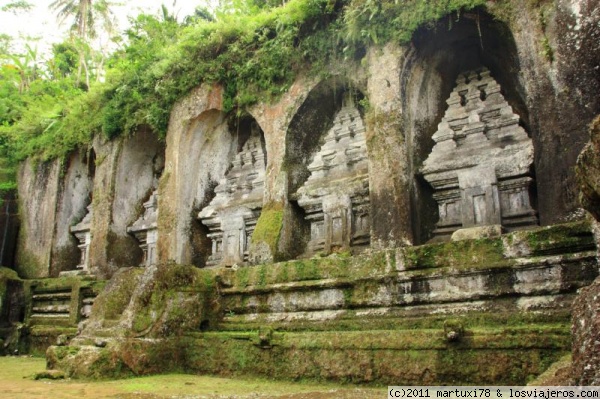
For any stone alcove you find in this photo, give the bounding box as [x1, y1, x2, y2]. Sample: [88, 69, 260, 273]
[55, 148, 96, 276]
[170, 109, 266, 268]
[112, 128, 166, 269]
[400, 8, 538, 243]
[197, 117, 267, 267]
[286, 79, 370, 256]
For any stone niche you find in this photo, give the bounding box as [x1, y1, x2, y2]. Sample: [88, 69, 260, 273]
[295, 98, 370, 255]
[69, 204, 93, 274]
[127, 190, 159, 267]
[198, 123, 267, 267]
[421, 68, 538, 239]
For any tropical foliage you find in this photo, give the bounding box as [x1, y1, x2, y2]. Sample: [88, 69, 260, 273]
[0, 0, 497, 189]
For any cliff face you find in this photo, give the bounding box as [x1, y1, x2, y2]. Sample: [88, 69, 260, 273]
[577, 117, 600, 221]
[8, 0, 600, 385]
[571, 117, 600, 385]
[13, 0, 599, 280]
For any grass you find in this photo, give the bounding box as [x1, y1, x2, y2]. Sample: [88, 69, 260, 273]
[0, 356, 384, 398]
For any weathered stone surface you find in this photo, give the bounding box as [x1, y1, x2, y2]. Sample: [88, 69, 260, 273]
[86, 137, 121, 278]
[50, 152, 93, 276]
[9, 1, 600, 386]
[109, 128, 164, 269]
[16, 159, 61, 278]
[158, 85, 239, 266]
[572, 276, 600, 385]
[69, 205, 93, 273]
[572, 116, 600, 386]
[296, 98, 370, 255]
[535, 0, 600, 224]
[451, 225, 504, 241]
[366, 43, 412, 248]
[576, 116, 600, 220]
[422, 69, 537, 239]
[128, 191, 159, 267]
[198, 124, 267, 266]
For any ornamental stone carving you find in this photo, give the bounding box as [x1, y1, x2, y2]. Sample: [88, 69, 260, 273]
[70, 204, 92, 273]
[421, 68, 538, 240]
[296, 98, 370, 255]
[127, 191, 159, 267]
[198, 124, 266, 267]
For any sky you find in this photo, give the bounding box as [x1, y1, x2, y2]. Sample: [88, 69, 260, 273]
[0, 0, 213, 55]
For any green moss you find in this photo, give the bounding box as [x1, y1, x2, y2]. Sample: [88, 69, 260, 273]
[181, 325, 568, 384]
[520, 221, 594, 255]
[0, 267, 19, 298]
[228, 249, 390, 290]
[15, 246, 44, 279]
[106, 231, 143, 269]
[250, 202, 284, 259]
[94, 268, 143, 321]
[126, 264, 221, 338]
[402, 237, 507, 271]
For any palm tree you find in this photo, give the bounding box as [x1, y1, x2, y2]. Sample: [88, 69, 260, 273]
[49, 0, 116, 88]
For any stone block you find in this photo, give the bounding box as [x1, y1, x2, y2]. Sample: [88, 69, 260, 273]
[451, 225, 504, 241]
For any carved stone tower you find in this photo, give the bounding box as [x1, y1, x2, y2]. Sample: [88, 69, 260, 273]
[70, 204, 92, 273]
[198, 124, 266, 266]
[128, 191, 159, 267]
[421, 68, 537, 239]
[296, 98, 370, 255]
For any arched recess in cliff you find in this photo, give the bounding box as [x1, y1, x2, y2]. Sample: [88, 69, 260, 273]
[49, 148, 95, 276]
[107, 127, 165, 271]
[175, 109, 267, 267]
[401, 8, 537, 244]
[284, 77, 368, 257]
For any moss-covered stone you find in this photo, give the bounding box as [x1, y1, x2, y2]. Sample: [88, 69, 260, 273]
[180, 325, 568, 385]
[576, 116, 600, 220]
[250, 202, 284, 263]
[90, 268, 142, 322]
[402, 238, 507, 271]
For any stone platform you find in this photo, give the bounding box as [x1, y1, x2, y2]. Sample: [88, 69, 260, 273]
[42, 221, 598, 384]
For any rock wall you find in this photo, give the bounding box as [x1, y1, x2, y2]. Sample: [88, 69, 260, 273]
[106, 129, 164, 269]
[0, 191, 19, 268]
[158, 85, 238, 266]
[16, 132, 165, 279]
[50, 152, 94, 276]
[16, 159, 61, 278]
[14, 1, 600, 277]
[572, 276, 600, 385]
[572, 116, 600, 385]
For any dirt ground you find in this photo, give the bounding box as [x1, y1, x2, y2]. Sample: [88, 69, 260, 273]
[0, 356, 385, 399]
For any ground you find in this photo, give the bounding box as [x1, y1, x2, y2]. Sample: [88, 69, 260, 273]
[0, 356, 383, 399]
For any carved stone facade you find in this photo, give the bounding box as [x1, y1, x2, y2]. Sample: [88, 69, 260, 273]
[421, 68, 537, 239]
[127, 191, 159, 267]
[70, 204, 93, 273]
[198, 125, 266, 266]
[296, 100, 370, 254]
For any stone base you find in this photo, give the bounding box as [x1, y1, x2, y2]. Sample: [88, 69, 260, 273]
[451, 225, 504, 241]
[58, 269, 93, 277]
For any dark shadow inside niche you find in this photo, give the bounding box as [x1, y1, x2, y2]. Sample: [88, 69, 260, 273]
[199, 319, 210, 331]
[85, 147, 96, 183]
[285, 78, 366, 195]
[283, 200, 310, 259]
[192, 177, 219, 268]
[402, 8, 535, 243]
[0, 279, 24, 325]
[228, 114, 268, 164]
